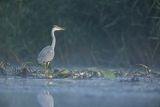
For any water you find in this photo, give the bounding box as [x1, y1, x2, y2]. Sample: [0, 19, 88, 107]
[0, 77, 160, 107]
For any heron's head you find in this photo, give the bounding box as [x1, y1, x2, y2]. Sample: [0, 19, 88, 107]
[52, 25, 64, 31]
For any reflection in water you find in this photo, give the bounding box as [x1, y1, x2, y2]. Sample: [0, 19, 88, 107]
[37, 90, 54, 107]
[0, 78, 160, 107]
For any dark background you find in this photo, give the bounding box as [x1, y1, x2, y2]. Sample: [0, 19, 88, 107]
[0, 0, 160, 68]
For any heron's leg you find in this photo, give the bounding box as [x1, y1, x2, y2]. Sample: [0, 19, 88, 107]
[46, 62, 50, 70]
[50, 63, 54, 72]
[42, 63, 47, 75]
[44, 63, 48, 75]
[47, 62, 54, 78]
[48, 62, 53, 73]
[44, 62, 50, 76]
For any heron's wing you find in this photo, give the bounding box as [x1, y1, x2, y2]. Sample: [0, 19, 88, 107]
[37, 46, 55, 64]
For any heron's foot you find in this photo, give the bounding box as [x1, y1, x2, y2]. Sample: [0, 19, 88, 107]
[48, 74, 53, 79]
[44, 69, 53, 79]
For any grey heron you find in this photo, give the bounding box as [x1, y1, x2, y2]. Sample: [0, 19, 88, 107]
[37, 25, 64, 74]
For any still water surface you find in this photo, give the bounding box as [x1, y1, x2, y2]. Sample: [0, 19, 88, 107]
[0, 77, 160, 107]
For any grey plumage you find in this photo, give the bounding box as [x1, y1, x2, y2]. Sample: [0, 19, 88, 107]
[37, 25, 64, 70]
[37, 46, 54, 65]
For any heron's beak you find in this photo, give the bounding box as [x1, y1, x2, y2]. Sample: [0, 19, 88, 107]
[61, 27, 65, 30]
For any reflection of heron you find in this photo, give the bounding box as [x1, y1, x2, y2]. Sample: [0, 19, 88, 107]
[37, 25, 64, 74]
[37, 90, 54, 107]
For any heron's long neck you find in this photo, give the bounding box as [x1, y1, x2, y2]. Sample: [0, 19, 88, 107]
[51, 30, 56, 49]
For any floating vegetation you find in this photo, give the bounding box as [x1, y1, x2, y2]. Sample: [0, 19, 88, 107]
[87, 67, 115, 78]
[0, 61, 160, 79]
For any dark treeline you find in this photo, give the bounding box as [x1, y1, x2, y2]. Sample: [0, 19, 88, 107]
[0, 0, 160, 67]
